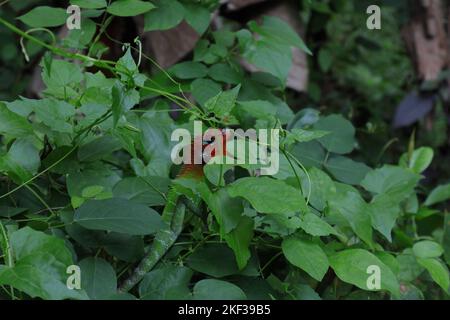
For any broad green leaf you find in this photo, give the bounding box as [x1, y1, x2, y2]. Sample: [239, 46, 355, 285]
[227, 177, 307, 214]
[314, 115, 355, 154]
[186, 244, 239, 277]
[368, 194, 400, 242]
[193, 279, 246, 300]
[409, 147, 433, 173]
[139, 265, 193, 300]
[282, 237, 329, 281]
[325, 156, 371, 186]
[417, 258, 450, 292]
[0, 138, 40, 182]
[209, 63, 242, 84]
[285, 128, 330, 145]
[290, 141, 325, 169]
[330, 249, 400, 296]
[0, 254, 87, 300]
[425, 183, 450, 206]
[360, 165, 421, 200]
[444, 213, 450, 265]
[191, 78, 221, 106]
[397, 250, 424, 282]
[107, 0, 155, 17]
[299, 212, 338, 237]
[10, 227, 72, 264]
[102, 232, 144, 262]
[0, 227, 87, 300]
[183, 3, 211, 35]
[301, 167, 336, 211]
[78, 136, 122, 162]
[71, 0, 107, 8]
[0, 102, 33, 137]
[112, 176, 170, 206]
[144, 0, 185, 31]
[18, 6, 67, 27]
[67, 167, 121, 208]
[413, 241, 444, 259]
[169, 62, 208, 79]
[318, 49, 332, 72]
[236, 100, 276, 120]
[223, 216, 254, 270]
[249, 16, 312, 55]
[79, 257, 117, 300]
[33, 99, 76, 133]
[42, 57, 84, 88]
[199, 186, 243, 235]
[205, 85, 241, 118]
[74, 198, 163, 235]
[112, 81, 140, 126]
[243, 41, 292, 82]
[329, 191, 373, 247]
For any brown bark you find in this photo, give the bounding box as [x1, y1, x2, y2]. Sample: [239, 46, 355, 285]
[402, 0, 449, 81]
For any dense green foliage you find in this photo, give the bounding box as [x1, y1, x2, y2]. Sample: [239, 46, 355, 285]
[0, 0, 449, 300]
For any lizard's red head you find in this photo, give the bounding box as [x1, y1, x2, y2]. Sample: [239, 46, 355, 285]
[178, 128, 232, 179]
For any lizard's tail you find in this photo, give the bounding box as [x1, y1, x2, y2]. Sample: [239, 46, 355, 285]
[118, 189, 185, 292]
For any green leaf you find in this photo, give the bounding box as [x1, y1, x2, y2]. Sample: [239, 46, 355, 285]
[235, 100, 276, 122]
[368, 194, 400, 242]
[42, 59, 84, 88]
[290, 141, 325, 168]
[1, 138, 40, 180]
[408, 147, 434, 173]
[112, 81, 140, 126]
[71, 0, 107, 9]
[285, 128, 330, 145]
[282, 237, 329, 281]
[169, 62, 208, 79]
[0, 102, 33, 137]
[329, 191, 374, 247]
[0, 227, 87, 300]
[299, 212, 339, 237]
[139, 265, 193, 300]
[199, 187, 243, 234]
[243, 41, 292, 82]
[186, 244, 239, 278]
[183, 3, 211, 35]
[102, 232, 144, 262]
[74, 198, 163, 235]
[444, 213, 450, 265]
[314, 115, 355, 154]
[107, 0, 155, 17]
[223, 216, 254, 270]
[325, 156, 371, 185]
[361, 165, 421, 200]
[417, 258, 450, 292]
[301, 167, 336, 211]
[79, 257, 117, 300]
[318, 49, 332, 72]
[193, 279, 246, 300]
[191, 78, 222, 106]
[205, 85, 240, 118]
[425, 183, 450, 206]
[413, 241, 444, 259]
[144, 0, 185, 31]
[113, 176, 170, 206]
[18, 6, 67, 28]
[249, 16, 312, 55]
[329, 249, 400, 296]
[227, 177, 307, 214]
[209, 63, 242, 84]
